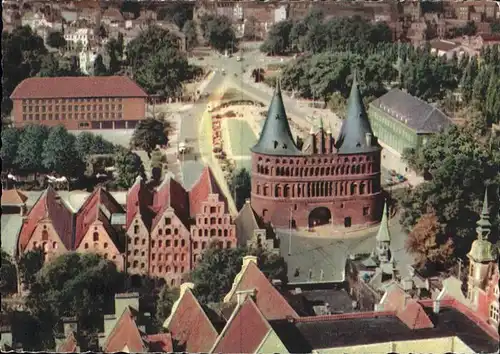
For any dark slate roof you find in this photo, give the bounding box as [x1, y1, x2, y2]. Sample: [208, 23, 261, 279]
[271, 307, 498, 353]
[251, 81, 302, 156]
[336, 75, 381, 154]
[370, 89, 453, 133]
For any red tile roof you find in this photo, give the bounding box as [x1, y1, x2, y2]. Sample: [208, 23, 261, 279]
[74, 187, 124, 250]
[212, 298, 270, 354]
[146, 333, 173, 352]
[10, 76, 148, 99]
[166, 288, 219, 353]
[18, 187, 73, 252]
[1, 189, 28, 205]
[396, 300, 434, 330]
[56, 332, 78, 352]
[228, 261, 298, 320]
[151, 175, 190, 230]
[104, 307, 146, 352]
[126, 178, 142, 230]
[188, 166, 228, 217]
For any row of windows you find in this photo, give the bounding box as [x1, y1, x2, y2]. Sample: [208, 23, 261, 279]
[256, 181, 374, 198]
[22, 112, 123, 121]
[23, 103, 123, 113]
[194, 228, 233, 237]
[22, 97, 123, 105]
[197, 216, 231, 225]
[257, 163, 372, 177]
[258, 155, 373, 165]
[152, 265, 185, 274]
[151, 239, 186, 248]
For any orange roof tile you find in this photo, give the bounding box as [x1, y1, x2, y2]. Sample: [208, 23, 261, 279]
[212, 298, 270, 354]
[57, 332, 78, 352]
[10, 76, 148, 99]
[1, 189, 28, 205]
[396, 300, 434, 330]
[188, 166, 228, 217]
[146, 333, 173, 352]
[166, 288, 219, 353]
[74, 187, 124, 250]
[18, 187, 73, 252]
[228, 261, 298, 320]
[151, 176, 190, 230]
[104, 307, 146, 352]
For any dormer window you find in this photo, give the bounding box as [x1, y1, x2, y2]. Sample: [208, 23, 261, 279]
[283, 143, 287, 149]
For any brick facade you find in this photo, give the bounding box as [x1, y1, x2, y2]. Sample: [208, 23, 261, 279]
[10, 76, 147, 130]
[190, 194, 237, 266]
[250, 148, 382, 228]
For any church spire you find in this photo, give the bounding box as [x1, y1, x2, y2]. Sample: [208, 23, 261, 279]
[251, 77, 301, 156]
[476, 188, 491, 240]
[376, 201, 391, 242]
[335, 71, 379, 154]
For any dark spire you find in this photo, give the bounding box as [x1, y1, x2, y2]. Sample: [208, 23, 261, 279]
[251, 78, 302, 156]
[335, 72, 380, 154]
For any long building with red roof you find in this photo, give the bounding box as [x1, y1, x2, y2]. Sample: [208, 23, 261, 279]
[10, 76, 148, 130]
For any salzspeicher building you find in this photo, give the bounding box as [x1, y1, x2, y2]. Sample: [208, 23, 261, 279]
[10, 76, 148, 130]
[250, 78, 382, 229]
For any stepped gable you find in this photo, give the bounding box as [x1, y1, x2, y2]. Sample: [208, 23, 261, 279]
[151, 174, 190, 230]
[74, 186, 124, 250]
[188, 166, 228, 217]
[336, 73, 380, 154]
[224, 258, 298, 320]
[126, 176, 155, 232]
[211, 298, 272, 354]
[164, 284, 219, 353]
[18, 186, 73, 252]
[251, 80, 302, 156]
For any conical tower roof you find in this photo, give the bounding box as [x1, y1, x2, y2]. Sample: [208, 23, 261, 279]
[251, 80, 302, 156]
[476, 188, 491, 235]
[336, 73, 380, 154]
[376, 201, 391, 242]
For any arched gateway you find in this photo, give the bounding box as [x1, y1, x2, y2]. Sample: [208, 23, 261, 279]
[308, 207, 332, 228]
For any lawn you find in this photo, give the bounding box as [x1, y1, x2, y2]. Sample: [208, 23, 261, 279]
[223, 119, 257, 170]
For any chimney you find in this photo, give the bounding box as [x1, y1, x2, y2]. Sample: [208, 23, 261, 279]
[236, 289, 255, 305]
[365, 133, 373, 146]
[242, 255, 258, 268]
[115, 292, 140, 318]
[62, 316, 78, 338]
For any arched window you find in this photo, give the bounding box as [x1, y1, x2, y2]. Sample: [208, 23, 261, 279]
[42, 230, 49, 241]
[218, 229, 222, 236]
[211, 229, 216, 236]
[263, 185, 269, 196]
[133, 260, 138, 268]
[283, 184, 290, 198]
[84, 243, 89, 249]
[158, 229, 163, 235]
[174, 228, 179, 235]
[227, 241, 232, 248]
[257, 184, 261, 195]
[360, 183, 366, 195]
[194, 241, 199, 249]
[202, 241, 207, 249]
[224, 229, 228, 237]
[350, 183, 357, 195]
[52, 242, 58, 249]
[198, 229, 202, 236]
[134, 237, 139, 245]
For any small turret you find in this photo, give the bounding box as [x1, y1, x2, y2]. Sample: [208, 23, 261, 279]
[468, 188, 498, 263]
[376, 201, 391, 264]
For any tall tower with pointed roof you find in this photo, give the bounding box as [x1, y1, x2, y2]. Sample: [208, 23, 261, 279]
[250, 74, 383, 229]
[466, 188, 499, 317]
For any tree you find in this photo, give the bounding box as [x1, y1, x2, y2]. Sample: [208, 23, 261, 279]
[1, 128, 21, 169]
[158, 3, 190, 29]
[485, 71, 500, 125]
[75, 132, 116, 160]
[260, 20, 294, 55]
[26, 253, 124, 344]
[106, 34, 124, 75]
[114, 149, 145, 189]
[0, 249, 18, 295]
[406, 213, 455, 272]
[42, 125, 81, 177]
[2, 27, 48, 118]
[229, 168, 251, 211]
[155, 285, 179, 326]
[15, 124, 50, 173]
[18, 248, 44, 291]
[131, 118, 170, 157]
[182, 20, 198, 51]
[191, 246, 288, 304]
[200, 15, 236, 53]
[46, 31, 66, 49]
[127, 26, 191, 98]
[93, 54, 108, 76]
[400, 125, 500, 257]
